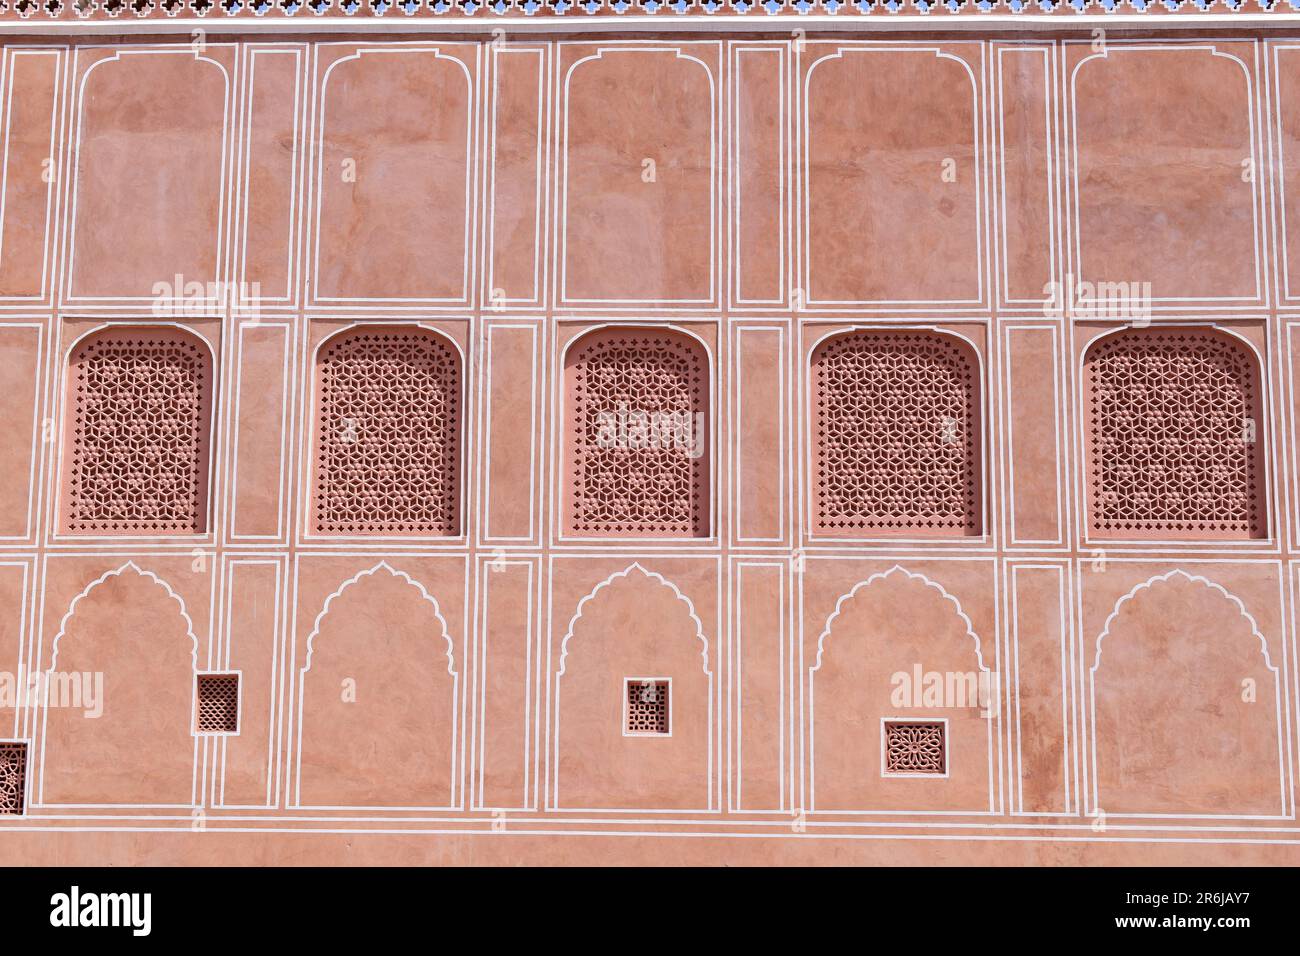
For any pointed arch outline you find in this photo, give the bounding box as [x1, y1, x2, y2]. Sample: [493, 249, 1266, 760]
[1086, 568, 1288, 819]
[39, 560, 200, 809]
[551, 561, 716, 811]
[806, 564, 996, 814]
[811, 565, 989, 674]
[556, 562, 711, 678]
[293, 560, 460, 811]
[1090, 569, 1276, 677]
[46, 561, 200, 676]
[300, 561, 457, 677]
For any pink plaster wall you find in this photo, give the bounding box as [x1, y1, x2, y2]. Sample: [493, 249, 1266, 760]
[0, 30, 1297, 863]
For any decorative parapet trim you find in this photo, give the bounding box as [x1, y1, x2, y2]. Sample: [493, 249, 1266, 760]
[0, 0, 1296, 23]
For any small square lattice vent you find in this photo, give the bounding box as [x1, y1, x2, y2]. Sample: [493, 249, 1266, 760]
[196, 674, 240, 734]
[625, 679, 670, 736]
[0, 742, 27, 814]
[883, 720, 946, 776]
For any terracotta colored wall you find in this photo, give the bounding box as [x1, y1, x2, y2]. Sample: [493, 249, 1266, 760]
[0, 31, 1298, 858]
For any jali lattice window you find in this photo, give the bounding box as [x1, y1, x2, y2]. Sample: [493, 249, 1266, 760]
[315, 328, 461, 535]
[0, 742, 28, 813]
[196, 674, 240, 734]
[811, 331, 980, 536]
[1084, 329, 1265, 539]
[625, 679, 670, 735]
[64, 329, 212, 534]
[883, 720, 946, 776]
[566, 329, 708, 537]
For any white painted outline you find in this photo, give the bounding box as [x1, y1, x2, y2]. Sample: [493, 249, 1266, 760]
[806, 564, 997, 815]
[36, 560, 201, 810]
[550, 560, 717, 812]
[309, 42, 479, 310]
[1085, 568, 1290, 821]
[292, 560, 461, 811]
[1063, 39, 1267, 312]
[63, 44, 235, 307]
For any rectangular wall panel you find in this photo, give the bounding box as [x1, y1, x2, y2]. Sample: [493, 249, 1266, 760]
[0, 561, 29, 739]
[1010, 563, 1071, 815]
[476, 558, 536, 810]
[486, 44, 546, 309]
[732, 43, 787, 307]
[994, 44, 1057, 306]
[1273, 44, 1300, 306]
[482, 322, 539, 544]
[556, 41, 721, 309]
[67, 45, 236, 305]
[230, 323, 290, 540]
[733, 324, 787, 545]
[239, 45, 305, 306]
[1288, 324, 1300, 547]
[0, 324, 42, 541]
[219, 558, 283, 808]
[309, 43, 479, 308]
[1004, 324, 1063, 546]
[0, 49, 61, 302]
[735, 561, 785, 811]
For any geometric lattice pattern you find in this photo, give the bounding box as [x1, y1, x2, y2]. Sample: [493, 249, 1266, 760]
[812, 331, 979, 535]
[0, 743, 26, 814]
[65, 331, 211, 534]
[883, 721, 946, 775]
[315, 329, 461, 535]
[625, 679, 670, 735]
[567, 331, 708, 537]
[1085, 329, 1263, 538]
[0, 1, 1277, 21]
[196, 674, 240, 734]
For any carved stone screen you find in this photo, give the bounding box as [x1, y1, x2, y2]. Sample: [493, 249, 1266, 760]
[314, 328, 462, 536]
[63, 329, 212, 535]
[1083, 329, 1264, 540]
[811, 331, 980, 536]
[565, 329, 708, 537]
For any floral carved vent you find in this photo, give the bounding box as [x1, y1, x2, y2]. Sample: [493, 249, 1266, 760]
[883, 721, 946, 776]
[196, 674, 239, 734]
[64, 330, 212, 534]
[315, 329, 461, 535]
[812, 331, 979, 536]
[625, 679, 670, 736]
[566, 330, 708, 537]
[1084, 329, 1264, 539]
[0, 743, 27, 814]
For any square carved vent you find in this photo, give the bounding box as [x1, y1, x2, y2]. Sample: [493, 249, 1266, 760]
[625, 679, 670, 736]
[883, 720, 947, 776]
[196, 673, 240, 735]
[0, 742, 27, 814]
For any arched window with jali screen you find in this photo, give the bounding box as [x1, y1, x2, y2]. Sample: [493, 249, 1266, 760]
[563, 328, 710, 538]
[62, 327, 214, 535]
[313, 326, 462, 536]
[810, 330, 981, 537]
[1083, 328, 1266, 540]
